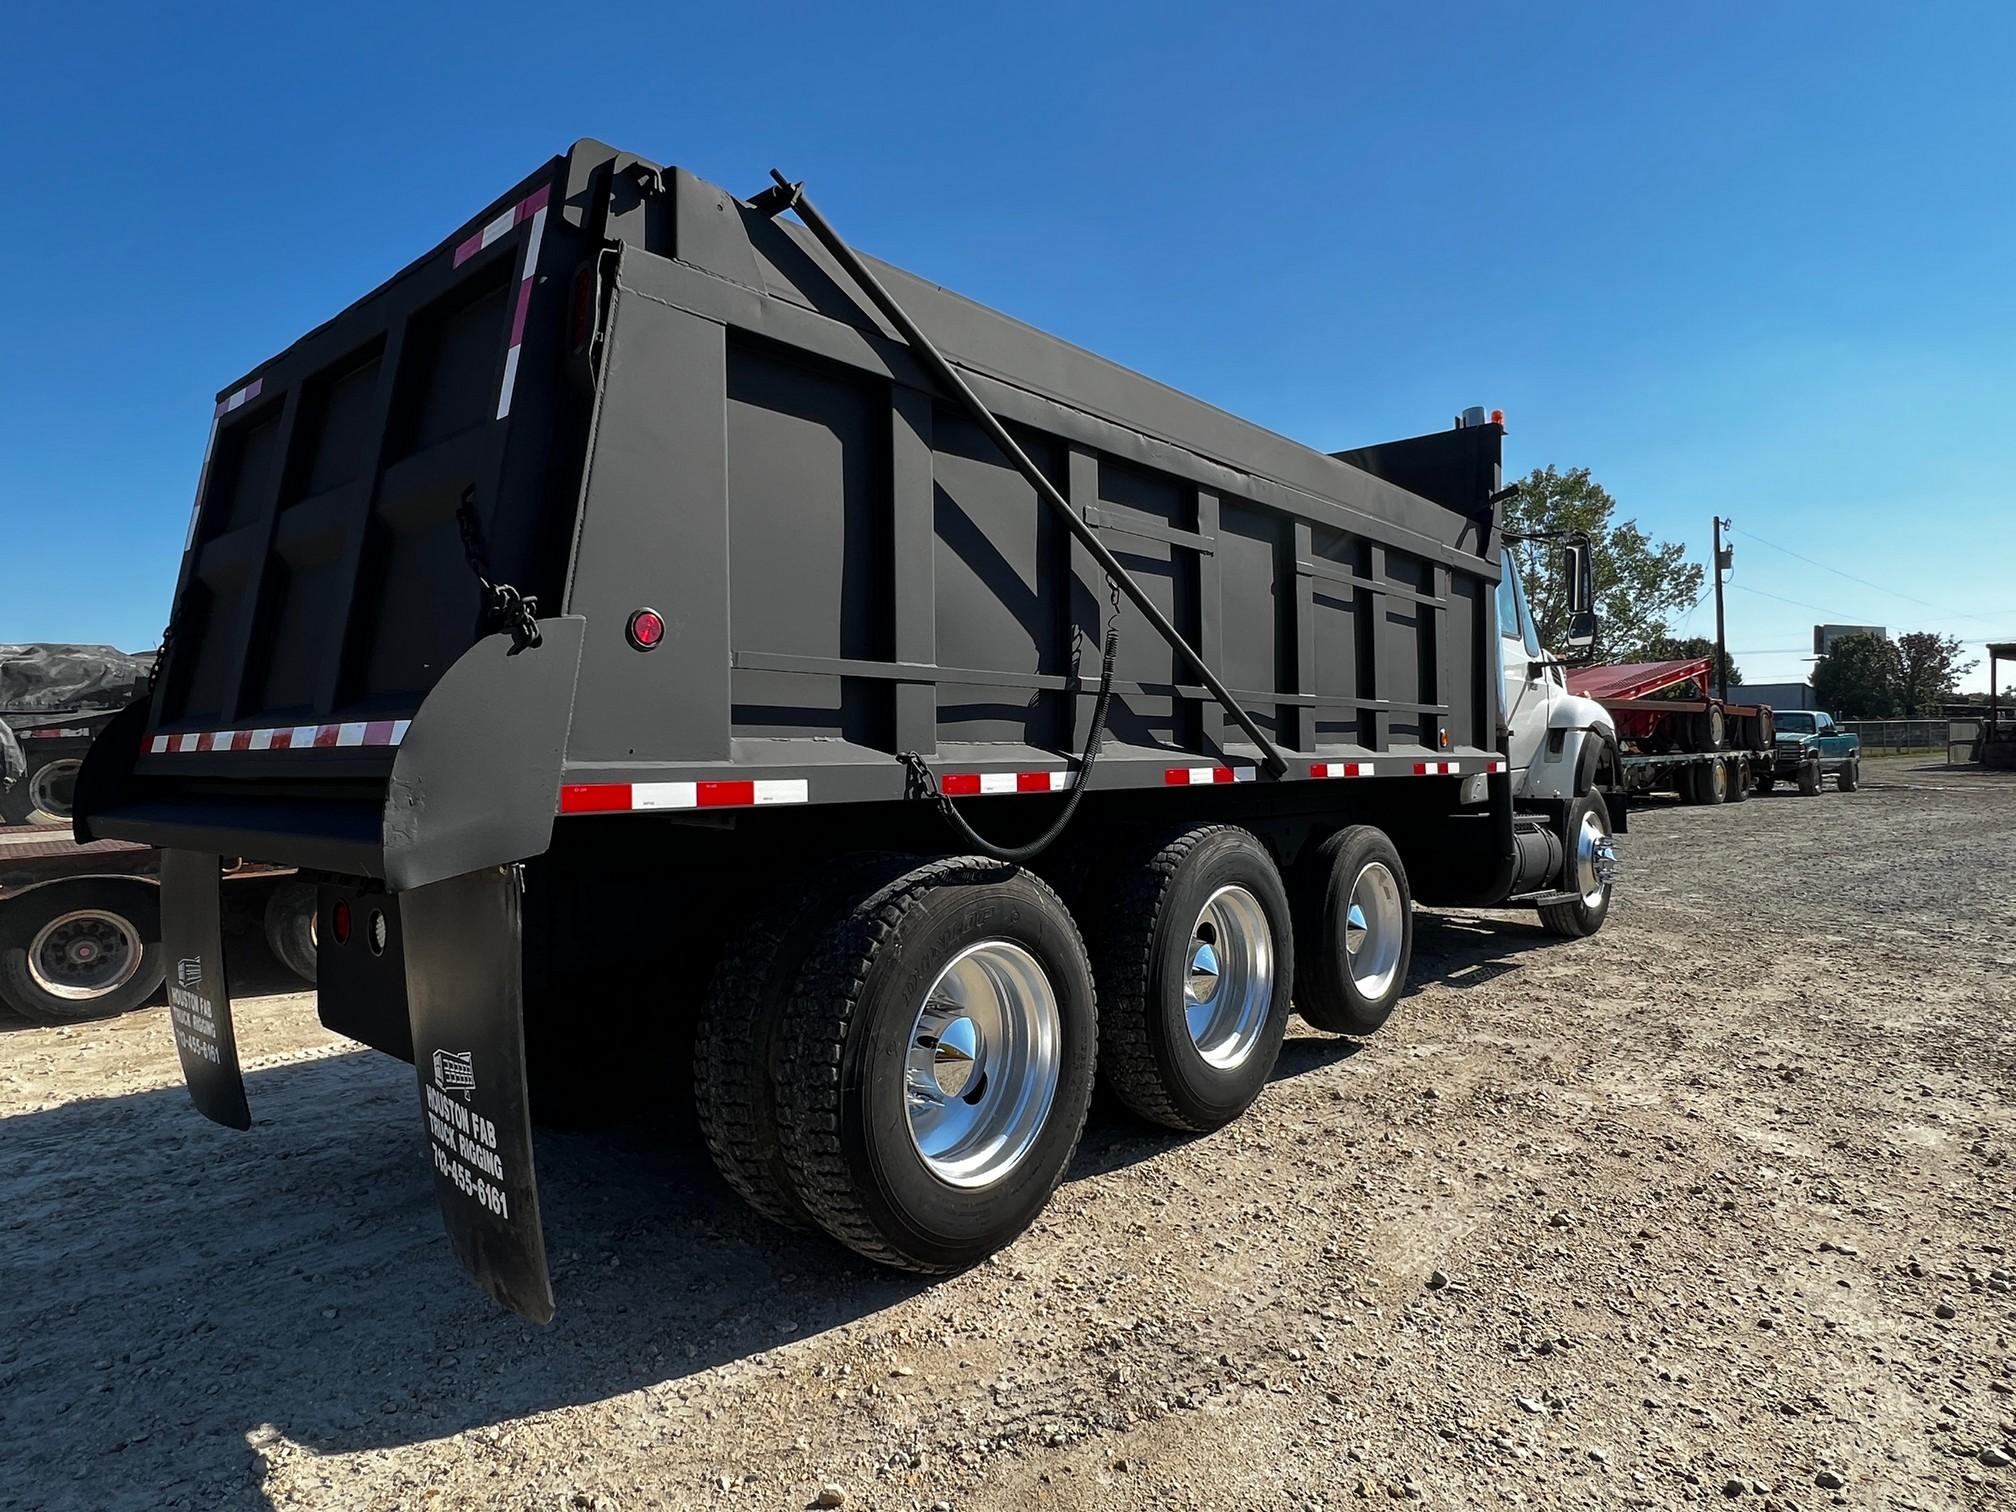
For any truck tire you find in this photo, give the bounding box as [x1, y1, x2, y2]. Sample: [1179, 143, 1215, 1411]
[1289, 825, 1412, 1039]
[1726, 756, 1750, 803]
[1837, 757, 1860, 792]
[0, 880, 164, 1024]
[262, 883, 318, 984]
[1797, 758, 1822, 796]
[1692, 705, 1725, 750]
[1080, 825, 1295, 1132]
[774, 857, 1097, 1273]
[0, 755, 82, 825]
[1754, 770, 1776, 795]
[1538, 792, 1615, 940]
[694, 856, 903, 1231]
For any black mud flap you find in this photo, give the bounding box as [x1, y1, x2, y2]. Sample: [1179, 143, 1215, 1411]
[158, 849, 250, 1129]
[402, 864, 554, 1324]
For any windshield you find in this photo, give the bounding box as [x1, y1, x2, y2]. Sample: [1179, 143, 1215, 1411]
[1775, 712, 1817, 733]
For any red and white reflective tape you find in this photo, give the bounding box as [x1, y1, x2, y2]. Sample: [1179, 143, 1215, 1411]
[450, 182, 553, 422]
[1308, 761, 1370, 779]
[147, 720, 409, 755]
[21, 726, 94, 741]
[1412, 758, 1507, 776]
[214, 378, 263, 418]
[559, 779, 809, 814]
[1163, 765, 1257, 786]
[940, 770, 1072, 797]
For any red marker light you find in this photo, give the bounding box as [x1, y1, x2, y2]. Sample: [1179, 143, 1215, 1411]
[627, 608, 665, 650]
[332, 899, 352, 945]
[1490, 408, 1505, 425]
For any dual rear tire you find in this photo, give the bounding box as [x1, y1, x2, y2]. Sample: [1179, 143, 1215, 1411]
[692, 824, 1417, 1273]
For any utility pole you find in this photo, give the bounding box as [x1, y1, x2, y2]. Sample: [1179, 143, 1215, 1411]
[1712, 517, 1733, 703]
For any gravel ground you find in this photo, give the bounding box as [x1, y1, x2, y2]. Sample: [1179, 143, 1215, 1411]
[2, 757, 2012, 1512]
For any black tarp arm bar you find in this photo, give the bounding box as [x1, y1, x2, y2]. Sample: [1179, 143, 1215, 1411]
[750, 170, 1289, 779]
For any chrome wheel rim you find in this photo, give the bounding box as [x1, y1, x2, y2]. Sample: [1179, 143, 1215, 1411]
[1343, 863, 1404, 999]
[905, 941, 1061, 1188]
[1185, 885, 1274, 1068]
[26, 759, 81, 822]
[27, 908, 143, 1000]
[1573, 810, 1612, 906]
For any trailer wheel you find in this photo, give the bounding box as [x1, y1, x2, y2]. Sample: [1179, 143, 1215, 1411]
[1837, 757, 1860, 792]
[0, 755, 82, 825]
[694, 857, 903, 1231]
[262, 883, 318, 984]
[1080, 826, 1294, 1131]
[1726, 757, 1751, 803]
[1796, 758, 1822, 796]
[0, 880, 164, 1023]
[774, 858, 1097, 1273]
[1538, 792, 1615, 940]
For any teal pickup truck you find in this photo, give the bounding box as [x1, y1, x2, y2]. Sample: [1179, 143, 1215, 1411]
[1761, 709, 1861, 795]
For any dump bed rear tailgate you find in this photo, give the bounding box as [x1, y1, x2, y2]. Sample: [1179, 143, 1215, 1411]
[145, 152, 596, 779]
[78, 144, 641, 877]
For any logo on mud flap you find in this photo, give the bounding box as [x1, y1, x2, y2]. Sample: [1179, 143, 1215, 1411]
[431, 1049, 477, 1101]
[175, 956, 203, 989]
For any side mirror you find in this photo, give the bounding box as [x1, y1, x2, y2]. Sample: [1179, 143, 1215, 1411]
[1566, 609, 1598, 652]
[1561, 540, 1595, 615]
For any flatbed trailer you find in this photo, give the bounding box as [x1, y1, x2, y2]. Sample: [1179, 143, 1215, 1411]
[80, 140, 1627, 1321]
[1567, 658, 1775, 805]
[0, 826, 305, 1023]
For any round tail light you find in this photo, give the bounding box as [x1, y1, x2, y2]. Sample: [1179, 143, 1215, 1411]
[627, 608, 666, 650]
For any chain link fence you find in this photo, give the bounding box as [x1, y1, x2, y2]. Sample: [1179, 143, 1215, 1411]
[1837, 718, 1949, 756]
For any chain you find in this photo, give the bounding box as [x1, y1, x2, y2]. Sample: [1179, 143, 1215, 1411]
[455, 486, 543, 651]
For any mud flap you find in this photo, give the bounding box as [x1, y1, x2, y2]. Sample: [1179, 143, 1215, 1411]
[158, 849, 250, 1129]
[402, 864, 554, 1324]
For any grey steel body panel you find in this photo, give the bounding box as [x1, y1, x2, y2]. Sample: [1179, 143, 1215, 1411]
[82, 139, 1507, 875]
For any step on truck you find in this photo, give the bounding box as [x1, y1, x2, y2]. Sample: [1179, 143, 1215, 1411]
[1566, 657, 1778, 806]
[79, 141, 1626, 1322]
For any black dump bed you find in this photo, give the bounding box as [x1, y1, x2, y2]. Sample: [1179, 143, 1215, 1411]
[81, 140, 1507, 887]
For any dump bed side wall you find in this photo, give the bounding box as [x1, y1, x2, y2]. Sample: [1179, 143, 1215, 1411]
[559, 178, 1500, 797]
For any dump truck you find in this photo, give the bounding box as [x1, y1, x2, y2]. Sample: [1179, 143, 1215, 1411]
[1565, 657, 1778, 804]
[79, 140, 1625, 1322]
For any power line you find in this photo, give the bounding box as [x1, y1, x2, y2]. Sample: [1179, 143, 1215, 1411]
[1729, 525, 2014, 623]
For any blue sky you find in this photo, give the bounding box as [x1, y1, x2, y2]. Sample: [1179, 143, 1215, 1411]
[3, 2, 2011, 690]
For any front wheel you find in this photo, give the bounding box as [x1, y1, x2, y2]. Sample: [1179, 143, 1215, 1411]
[774, 858, 1097, 1274]
[1797, 758, 1822, 796]
[1837, 757, 1860, 792]
[1538, 792, 1615, 940]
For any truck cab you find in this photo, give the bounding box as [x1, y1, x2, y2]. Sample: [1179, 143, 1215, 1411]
[1495, 545, 1617, 808]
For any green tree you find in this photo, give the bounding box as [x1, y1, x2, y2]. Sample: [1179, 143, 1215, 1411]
[1811, 632, 1901, 717]
[1503, 466, 1704, 660]
[1893, 631, 1977, 716]
[1646, 634, 1743, 694]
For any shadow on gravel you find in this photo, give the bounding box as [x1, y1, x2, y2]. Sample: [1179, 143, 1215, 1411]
[1410, 909, 1559, 990]
[0, 1010, 1373, 1510]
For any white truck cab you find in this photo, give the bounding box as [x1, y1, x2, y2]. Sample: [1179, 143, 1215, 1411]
[1495, 544, 1617, 805]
